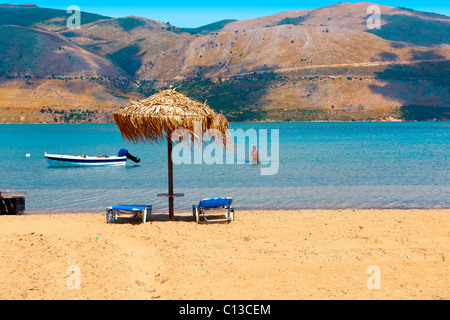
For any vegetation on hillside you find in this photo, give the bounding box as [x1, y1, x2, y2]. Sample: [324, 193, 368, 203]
[0, 3, 448, 123]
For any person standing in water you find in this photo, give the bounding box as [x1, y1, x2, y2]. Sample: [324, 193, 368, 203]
[251, 145, 259, 164]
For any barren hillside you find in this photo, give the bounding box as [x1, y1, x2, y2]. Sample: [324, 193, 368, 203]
[0, 25, 126, 78]
[0, 2, 448, 123]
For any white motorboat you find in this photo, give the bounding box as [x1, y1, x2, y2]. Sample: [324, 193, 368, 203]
[44, 148, 140, 167]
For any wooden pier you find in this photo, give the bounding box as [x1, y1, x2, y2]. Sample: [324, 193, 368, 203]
[0, 191, 29, 215]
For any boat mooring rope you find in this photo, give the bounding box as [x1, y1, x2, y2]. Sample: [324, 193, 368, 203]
[30, 159, 45, 168]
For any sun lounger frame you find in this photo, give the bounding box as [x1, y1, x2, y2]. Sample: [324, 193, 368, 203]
[106, 205, 152, 224]
[192, 197, 234, 223]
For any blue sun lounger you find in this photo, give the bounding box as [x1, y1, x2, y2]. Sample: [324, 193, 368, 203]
[106, 205, 152, 224]
[192, 197, 234, 223]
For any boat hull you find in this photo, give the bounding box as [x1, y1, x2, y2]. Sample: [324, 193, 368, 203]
[44, 154, 127, 167]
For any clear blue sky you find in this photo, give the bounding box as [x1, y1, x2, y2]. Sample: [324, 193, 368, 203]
[8, 1, 450, 27]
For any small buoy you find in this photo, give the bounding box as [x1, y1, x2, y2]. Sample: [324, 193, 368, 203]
[26, 154, 30, 157]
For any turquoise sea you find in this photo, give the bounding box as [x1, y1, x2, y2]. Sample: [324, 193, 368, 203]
[1, 122, 449, 213]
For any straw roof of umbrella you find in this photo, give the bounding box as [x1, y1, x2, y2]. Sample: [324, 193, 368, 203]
[113, 88, 229, 145]
[113, 88, 231, 221]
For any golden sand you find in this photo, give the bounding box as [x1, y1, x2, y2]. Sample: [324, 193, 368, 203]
[0, 209, 448, 300]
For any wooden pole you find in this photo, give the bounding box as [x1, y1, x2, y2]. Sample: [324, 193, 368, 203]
[167, 136, 174, 221]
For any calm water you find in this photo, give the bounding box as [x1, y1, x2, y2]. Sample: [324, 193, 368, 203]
[1, 122, 449, 213]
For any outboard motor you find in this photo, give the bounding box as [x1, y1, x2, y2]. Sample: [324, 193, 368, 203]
[118, 148, 141, 163]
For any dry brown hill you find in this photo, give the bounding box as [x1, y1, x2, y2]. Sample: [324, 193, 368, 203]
[0, 3, 110, 31]
[59, 16, 192, 78]
[0, 77, 141, 124]
[177, 24, 448, 79]
[0, 2, 448, 123]
[0, 25, 126, 78]
[221, 2, 449, 32]
[59, 16, 174, 45]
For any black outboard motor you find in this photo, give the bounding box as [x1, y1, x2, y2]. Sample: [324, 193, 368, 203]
[118, 148, 141, 163]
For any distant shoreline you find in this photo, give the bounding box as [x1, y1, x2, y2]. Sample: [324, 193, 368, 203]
[1, 119, 448, 125]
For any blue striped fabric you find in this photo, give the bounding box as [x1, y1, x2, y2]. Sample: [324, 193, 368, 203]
[112, 205, 151, 211]
[198, 197, 232, 208]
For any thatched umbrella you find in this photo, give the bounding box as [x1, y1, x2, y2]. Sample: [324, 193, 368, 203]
[113, 88, 230, 221]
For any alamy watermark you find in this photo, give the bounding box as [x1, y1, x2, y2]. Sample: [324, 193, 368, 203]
[67, 5, 81, 29]
[367, 5, 381, 30]
[171, 122, 279, 176]
[66, 265, 81, 290]
[366, 265, 381, 290]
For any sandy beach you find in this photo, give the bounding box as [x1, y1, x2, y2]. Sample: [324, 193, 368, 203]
[0, 209, 448, 300]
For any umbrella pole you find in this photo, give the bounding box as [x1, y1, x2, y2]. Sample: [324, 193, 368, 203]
[167, 136, 174, 221]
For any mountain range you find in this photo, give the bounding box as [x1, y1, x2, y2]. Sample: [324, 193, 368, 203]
[0, 2, 449, 123]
